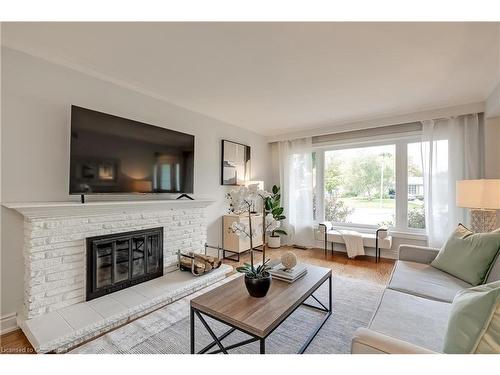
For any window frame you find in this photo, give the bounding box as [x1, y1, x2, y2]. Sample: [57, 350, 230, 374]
[313, 134, 425, 235]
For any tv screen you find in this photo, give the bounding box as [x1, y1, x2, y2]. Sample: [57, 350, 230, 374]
[70, 106, 194, 195]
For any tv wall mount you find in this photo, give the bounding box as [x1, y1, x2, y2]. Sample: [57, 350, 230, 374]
[176, 194, 194, 200]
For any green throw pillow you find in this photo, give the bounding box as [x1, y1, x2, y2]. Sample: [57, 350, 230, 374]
[443, 280, 500, 353]
[431, 225, 500, 286]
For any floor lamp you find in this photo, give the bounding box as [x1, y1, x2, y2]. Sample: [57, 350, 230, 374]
[456, 179, 500, 233]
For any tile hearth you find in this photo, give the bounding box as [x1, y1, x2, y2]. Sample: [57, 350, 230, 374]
[20, 265, 232, 353]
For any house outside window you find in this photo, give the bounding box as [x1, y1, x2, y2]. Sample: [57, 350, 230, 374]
[322, 144, 395, 226]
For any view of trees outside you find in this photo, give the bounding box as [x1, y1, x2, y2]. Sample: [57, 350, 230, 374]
[318, 143, 426, 229]
[323, 145, 396, 226]
[407, 142, 425, 229]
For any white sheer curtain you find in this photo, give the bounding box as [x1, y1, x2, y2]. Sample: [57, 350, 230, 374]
[278, 137, 314, 247]
[422, 113, 483, 247]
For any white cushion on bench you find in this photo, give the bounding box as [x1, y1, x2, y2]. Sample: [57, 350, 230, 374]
[325, 231, 393, 249]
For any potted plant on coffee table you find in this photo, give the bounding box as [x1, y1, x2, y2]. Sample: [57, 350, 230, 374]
[228, 185, 272, 298]
[235, 259, 272, 298]
[265, 185, 287, 248]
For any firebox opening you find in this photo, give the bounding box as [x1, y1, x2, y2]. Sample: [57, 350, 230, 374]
[86, 227, 164, 301]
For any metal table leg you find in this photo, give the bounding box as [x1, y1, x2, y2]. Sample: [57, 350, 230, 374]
[198, 328, 236, 354]
[329, 273, 332, 312]
[194, 310, 228, 354]
[190, 307, 195, 354]
[297, 274, 332, 354]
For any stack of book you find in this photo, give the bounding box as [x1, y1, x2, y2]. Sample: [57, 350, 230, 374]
[269, 263, 308, 283]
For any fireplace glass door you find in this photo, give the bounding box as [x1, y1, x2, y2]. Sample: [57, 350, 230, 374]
[147, 235, 161, 274]
[95, 243, 112, 289]
[87, 228, 163, 301]
[132, 236, 146, 278]
[114, 239, 130, 283]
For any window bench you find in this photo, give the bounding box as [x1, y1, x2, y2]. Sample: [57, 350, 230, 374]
[318, 222, 392, 262]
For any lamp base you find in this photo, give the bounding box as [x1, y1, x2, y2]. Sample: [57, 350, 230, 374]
[470, 209, 497, 233]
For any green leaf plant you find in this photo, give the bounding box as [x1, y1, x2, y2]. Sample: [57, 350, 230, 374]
[236, 259, 272, 279]
[264, 185, 288, 237]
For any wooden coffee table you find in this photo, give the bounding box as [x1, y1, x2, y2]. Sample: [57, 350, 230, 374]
[190, 264, 332, 354]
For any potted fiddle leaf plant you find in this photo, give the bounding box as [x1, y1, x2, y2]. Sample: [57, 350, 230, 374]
[228, 185, 272, 298]
[265, 185, 287, 248]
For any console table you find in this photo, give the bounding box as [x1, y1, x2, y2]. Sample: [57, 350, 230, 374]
[222, 213, 263, 261]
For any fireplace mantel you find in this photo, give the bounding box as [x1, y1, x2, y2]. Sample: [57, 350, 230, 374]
[3, 198, 215, 219]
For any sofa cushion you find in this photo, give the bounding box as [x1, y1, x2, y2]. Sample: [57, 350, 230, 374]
[443, 280, 500, 353]
[369, 289, 452, 352]
[325, 231, 393, 249]
[486, 251, 500, 283]
[388, 260, 472, 303]
[431, 225, 500, 286]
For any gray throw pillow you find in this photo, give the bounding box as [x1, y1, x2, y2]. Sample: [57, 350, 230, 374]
[431, 225, 500, 286]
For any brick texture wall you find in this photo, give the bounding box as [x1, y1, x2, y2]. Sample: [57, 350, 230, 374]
[23, 207, 207, 319]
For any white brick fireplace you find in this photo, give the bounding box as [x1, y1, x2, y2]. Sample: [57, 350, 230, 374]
[6, 199, 212, 319]
[4, 199, 231, 352]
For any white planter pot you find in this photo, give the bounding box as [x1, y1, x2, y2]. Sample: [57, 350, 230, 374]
[268, 236, 281, 248]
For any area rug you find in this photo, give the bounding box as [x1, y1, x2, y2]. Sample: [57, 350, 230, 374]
[71, 274, 384, 354]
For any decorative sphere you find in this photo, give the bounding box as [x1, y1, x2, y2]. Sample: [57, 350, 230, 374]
[281, 251, 297, 270]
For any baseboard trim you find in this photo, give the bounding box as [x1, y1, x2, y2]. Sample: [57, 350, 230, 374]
[1, 313, 19, 335]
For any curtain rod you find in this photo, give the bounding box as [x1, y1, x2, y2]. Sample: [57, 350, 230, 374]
[267, 102, 485, 143]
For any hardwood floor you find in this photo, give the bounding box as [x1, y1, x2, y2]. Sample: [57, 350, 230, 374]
[0, 329, 35, 354]
[227, 246, 395, 286]
[0, 246, 394, 354]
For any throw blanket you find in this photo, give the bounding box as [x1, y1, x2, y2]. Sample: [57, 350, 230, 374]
[339, 230, 365, 258]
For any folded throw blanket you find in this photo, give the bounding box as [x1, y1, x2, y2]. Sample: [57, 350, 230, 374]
[339, 230, 365, 258]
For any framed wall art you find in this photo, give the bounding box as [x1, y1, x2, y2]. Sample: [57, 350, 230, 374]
[221, 140, 251, 186]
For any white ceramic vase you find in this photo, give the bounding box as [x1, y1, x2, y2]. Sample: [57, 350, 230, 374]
[268, 235, 281, 248]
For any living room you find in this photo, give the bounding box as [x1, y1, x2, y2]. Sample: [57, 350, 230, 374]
[1, 1, 500, 372]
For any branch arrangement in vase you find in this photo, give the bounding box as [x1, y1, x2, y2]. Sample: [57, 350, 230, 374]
[226, 183, 287, 297]
[227, 184, 268, 268]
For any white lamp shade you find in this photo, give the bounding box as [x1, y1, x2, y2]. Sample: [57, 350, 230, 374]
[456, 179, 500, 209]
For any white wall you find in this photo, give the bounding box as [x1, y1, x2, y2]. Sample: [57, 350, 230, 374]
[484, 116, 500, 225]
[486, 82, 500, 118]
[485, 117, 500, 179]
[0, 47, 272, 317]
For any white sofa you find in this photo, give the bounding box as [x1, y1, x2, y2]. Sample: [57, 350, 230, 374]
[351, 244, 500, 354]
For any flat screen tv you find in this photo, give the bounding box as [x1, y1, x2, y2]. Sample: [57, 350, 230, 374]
[70, 106, 194, 195]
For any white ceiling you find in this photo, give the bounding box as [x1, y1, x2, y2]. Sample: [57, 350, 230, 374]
[2, 22, 499, 136]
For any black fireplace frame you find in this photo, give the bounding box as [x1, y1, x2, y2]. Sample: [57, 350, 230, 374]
[86, 227, 164, 301]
